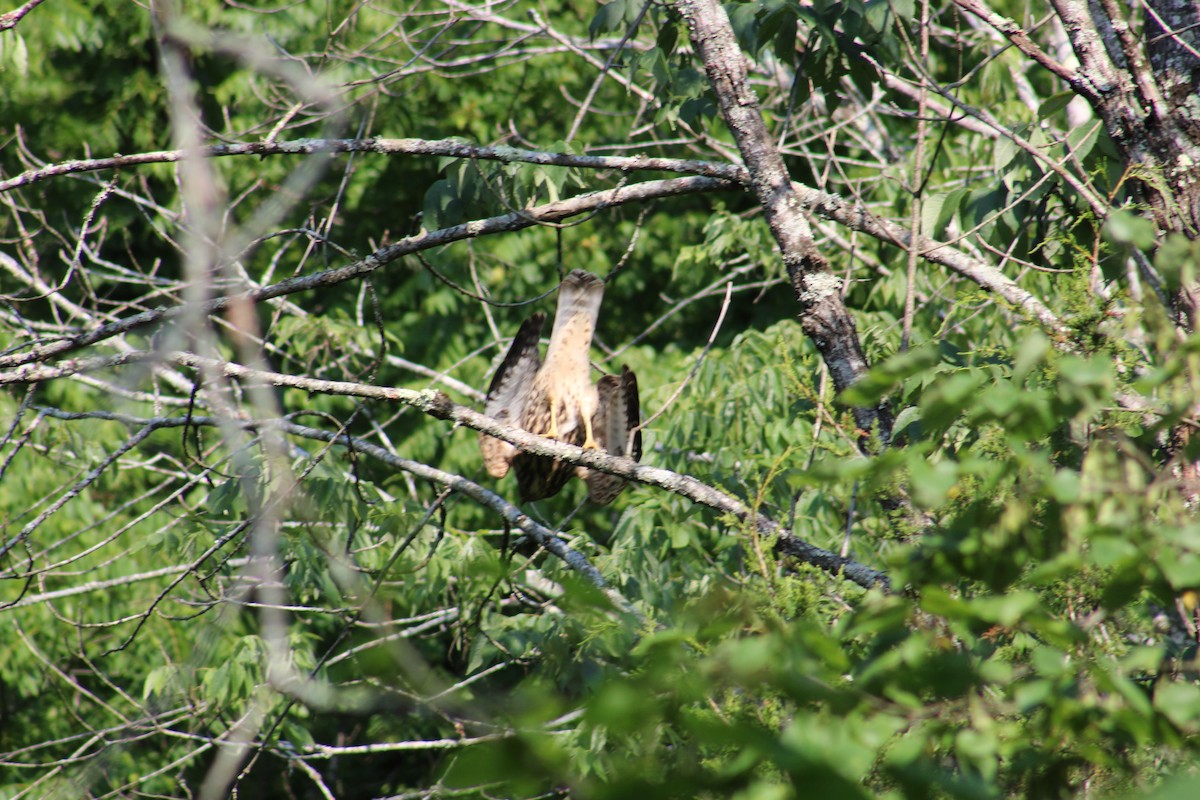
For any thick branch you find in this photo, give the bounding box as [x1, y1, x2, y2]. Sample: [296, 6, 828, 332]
[1050, 0, 1152, 154]
[1, 135, 1070, 344]
[1145, 0, 1200, 112]
[676, 0, 889, 441]
[953, 0, 1077, 84]
[0, 0, 46, 31]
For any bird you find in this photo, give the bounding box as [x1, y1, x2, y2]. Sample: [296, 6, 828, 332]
[479, 269, 641, 504]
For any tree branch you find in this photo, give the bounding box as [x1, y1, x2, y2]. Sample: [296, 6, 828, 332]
[1, 134, 1072, 346]
[0, 176, 734, 370]
[1049, 0, 1149, 153]
[953, 0, 1078, 85]
[30, 406, 644, 619]
[0, 137, 744, 195]
[794, 185, 1073, 340]
[1096, 0, 1168, 119]
[676, 0, 893, 445]
[22, 355, 891, 591]
[0, 0, 46, 31]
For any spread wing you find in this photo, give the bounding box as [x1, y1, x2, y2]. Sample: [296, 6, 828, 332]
[480, 271, 637, 505]
[479, 312, 545, 478]
[581, 365, 641, 505]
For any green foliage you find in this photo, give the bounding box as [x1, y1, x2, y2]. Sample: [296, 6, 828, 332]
[4, 0, 1200, 798]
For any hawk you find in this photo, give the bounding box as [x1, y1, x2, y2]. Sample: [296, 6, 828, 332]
[479, 270, 641, 504]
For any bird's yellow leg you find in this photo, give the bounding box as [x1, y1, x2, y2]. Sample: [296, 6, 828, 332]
[582, 413, 599, 450]
[547, 392, 559, 439]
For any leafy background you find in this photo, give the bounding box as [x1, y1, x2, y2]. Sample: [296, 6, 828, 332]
[2, 1, 1200, 798]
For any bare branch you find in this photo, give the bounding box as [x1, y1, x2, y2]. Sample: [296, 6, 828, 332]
[0, 137, 743, 195]
[23, 355, 890, 590]
[0, 176, 735, 371]
[0, 0, 46, 31]
[300, 731, 523, 758]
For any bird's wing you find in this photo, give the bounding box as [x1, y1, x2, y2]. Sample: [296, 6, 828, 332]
[583, 365, 641, 505]
[479, 312, 545, 478]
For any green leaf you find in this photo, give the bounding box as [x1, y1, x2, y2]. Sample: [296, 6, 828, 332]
[590, 0, 628, 38]
[1012, 331, 1049, 382]
[1047, 470, 1080, 503]
[1014, 678, 1054, 711]
[656, 20, 678, 56]
[206, 479, 241, 517]
[773, 12, 798, 61]
[909, 458, 958, 508]
[1103, 207, 1158, 250]
[840, 344, 941, 406]
[1154, 680, 1200, 731]
[863, 0, 896, 33]
[1066, 119, 1102, 161]
[9, 34, 29, 76]
[1142, 774, 1200, 800]
[890, 0, 916, 22]
[1057, 354, 1112, 390]
[1160, 554, 1200, 591]
[1038, 91, 1075, 120]
[586, 682, 651, 733]
[966, 185, 1007, 230]
[1154, 232, 1200, 292]
[422, 178, 461, 230]
[930, 187, 969, 239]
[892, 405, 921, 438]
[142, 665, 179, 701]
[968, 591, 1041, 626]
[993, 135, 1020, 173]
[671, 523, 692, 549]
[726, 2, 761, 54]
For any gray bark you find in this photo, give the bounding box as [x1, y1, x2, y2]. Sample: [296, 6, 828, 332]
[675, 0, 893, 447]
[1053, 0, 1200, 270]
[1053, 0, 1200, 500]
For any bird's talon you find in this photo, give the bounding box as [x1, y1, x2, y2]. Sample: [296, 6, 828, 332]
[547, 397, 559, 439]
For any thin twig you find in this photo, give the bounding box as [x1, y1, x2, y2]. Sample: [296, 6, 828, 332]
[634, 281, 733, 439]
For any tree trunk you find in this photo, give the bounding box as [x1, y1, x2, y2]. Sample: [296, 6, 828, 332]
[1144, 0, 1200, 326]
[1052, 0, 1200, 321]
[1049, 0, 1200, 502]
[675, 0, 893, 447]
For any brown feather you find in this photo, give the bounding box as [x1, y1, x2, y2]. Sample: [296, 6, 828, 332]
[479, 271, 642, 503]
[479, 313, 545, 478]
[582, 365, 640, 505]
[510, 271, 603, 501]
